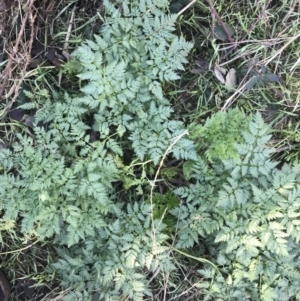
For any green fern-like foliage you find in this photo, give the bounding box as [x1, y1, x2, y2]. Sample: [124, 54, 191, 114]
[52, 202, 173, 301]
[188, 108, 252, 161]
[2, 0, 300, 300]
[147, 191, 179, 230]
[171, 112, 300, 301]
[67, 0, 196, 165]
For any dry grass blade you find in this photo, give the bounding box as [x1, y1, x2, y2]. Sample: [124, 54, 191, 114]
[0, 0, 36, 100]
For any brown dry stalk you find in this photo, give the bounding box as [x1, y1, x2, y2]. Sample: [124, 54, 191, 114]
[206, 0, 234, 43]
[7, 5, 36, 111]
[0, 0, 36, 100]
[220, 0, 272, 61]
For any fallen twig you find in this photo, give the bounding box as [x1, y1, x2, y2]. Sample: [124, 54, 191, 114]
[177, 0, 197, 16]
[206, 0, 234, 43]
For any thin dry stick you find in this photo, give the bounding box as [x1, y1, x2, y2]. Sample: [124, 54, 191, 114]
[240, 0, 272, 42]
[222, 31, 300, 110]
[0, 0, 36, 99]
[162, 272, 169, 301]
[149, 131, 189, 247]
[218, 38, 287, 68]
[182, 291, 202, 301]
[63, 6, 75, 51]
[273, 144, 300, 153]
[206, 0, 234, 43]
[51, 288, 73, 301]
[177, 0, 197, 16]
[220, 0, 272, 61]
[264, 32, 300, 66]
[168, 244, 219, 268]
[221, 77, 253, 110]
[147, 266, 161, 284]
[282, 0, 300, 23]
[58, 5, 76, 86]
[6, 5, 36, 113]
[290, 55, 300, 72]
[0, 240, 39, 255]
